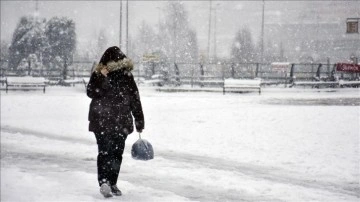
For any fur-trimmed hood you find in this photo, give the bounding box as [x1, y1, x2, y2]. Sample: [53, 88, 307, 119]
[95, 58, 134, 73]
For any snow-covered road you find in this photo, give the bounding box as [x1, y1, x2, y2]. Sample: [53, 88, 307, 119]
[1, 87, 359, 201]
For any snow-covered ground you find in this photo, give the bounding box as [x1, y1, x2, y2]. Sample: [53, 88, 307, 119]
[1, 86, 359, 201]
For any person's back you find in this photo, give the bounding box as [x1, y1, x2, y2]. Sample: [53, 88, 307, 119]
[87, 46, 144, 197]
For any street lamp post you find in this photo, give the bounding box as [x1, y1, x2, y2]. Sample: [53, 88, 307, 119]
[214, 3, 222, 78]
[34, 0, 39, 20]
[214, 3, 221, 63]
[156, 7, 161, 34]
[207, 0, 212, 63]
[120, 0, 122, 49]
[214, 6, 217, 63]
[173, 4, 177, 64]
[260, 0, 265, 63]
[126, 0, 129, 55]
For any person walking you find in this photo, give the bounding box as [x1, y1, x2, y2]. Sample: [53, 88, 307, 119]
[87, 46, 144, 198]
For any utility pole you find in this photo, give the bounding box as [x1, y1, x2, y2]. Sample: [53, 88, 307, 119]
[126, 0, 129, 55]
[34, 0, 39, 21]
[207, 0, 212, 63]
[35, 0, 39, 14]
[214, 5, 218, 63]
[260, 0, 265, 63]
[34, 0, 43, 70]
[120, 0, 122, 49]
[173, 4, 177, 64]
[156, 7, 161, 34]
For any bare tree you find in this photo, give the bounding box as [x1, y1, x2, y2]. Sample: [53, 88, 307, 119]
[230, 27, 256, 63]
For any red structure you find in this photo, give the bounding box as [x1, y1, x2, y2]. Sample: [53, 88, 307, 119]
[336, 63, 360, 73]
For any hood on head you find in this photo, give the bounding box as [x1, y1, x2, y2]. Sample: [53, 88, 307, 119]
[95, 58, 134, 73]
[99, 46, 126, 65]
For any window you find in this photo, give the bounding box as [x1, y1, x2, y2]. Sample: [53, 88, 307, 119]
[346, 18, 359, 34]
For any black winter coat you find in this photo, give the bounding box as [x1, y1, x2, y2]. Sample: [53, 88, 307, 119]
[87, 59, 144, 135]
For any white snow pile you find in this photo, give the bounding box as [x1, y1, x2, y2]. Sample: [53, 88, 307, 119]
[1, 86, 359, 201]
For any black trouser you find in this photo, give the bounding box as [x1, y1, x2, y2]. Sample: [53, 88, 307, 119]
[94, 132, 127, 187]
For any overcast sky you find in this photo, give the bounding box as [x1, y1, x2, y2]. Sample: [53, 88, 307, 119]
[1, 1, 359, 58]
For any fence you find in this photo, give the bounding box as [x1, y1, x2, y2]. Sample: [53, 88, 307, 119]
[1, 60, 359, 87]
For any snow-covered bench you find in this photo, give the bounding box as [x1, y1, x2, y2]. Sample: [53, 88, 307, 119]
[198, 79, 224, 87]
[292, 81, 339, 88]
[144, 79, 164, 86]
[0, 77, 6, 86]
[339, 80, 360, 87]
[82, 77, 90, 86]
[81, 77, 91, 91]
[291, 80, 360, 88]
[5, 76, 48, 93]
[62, 78, 85, 86]
[143, 74, 166, 86]
[223, 79, 261, 95]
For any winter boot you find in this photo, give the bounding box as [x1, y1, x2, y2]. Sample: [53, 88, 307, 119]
[100, 183, 113, 198]
[111, 185, 122, 196]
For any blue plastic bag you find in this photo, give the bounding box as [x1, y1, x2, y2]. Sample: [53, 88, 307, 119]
[131, 134, 154, 160]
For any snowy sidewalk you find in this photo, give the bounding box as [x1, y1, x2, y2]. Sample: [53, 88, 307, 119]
[2, 129, 358, 202]
[1, 88, 359, 201]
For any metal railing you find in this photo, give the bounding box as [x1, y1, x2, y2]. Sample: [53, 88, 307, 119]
[1, 60, 359, 87]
